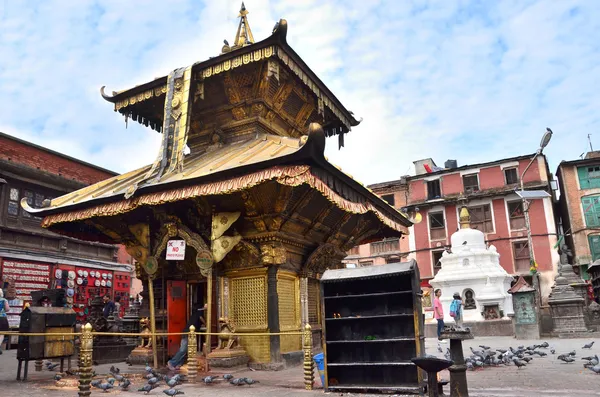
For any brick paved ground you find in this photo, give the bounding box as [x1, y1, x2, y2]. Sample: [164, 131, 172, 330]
[0, 336, 599, 396]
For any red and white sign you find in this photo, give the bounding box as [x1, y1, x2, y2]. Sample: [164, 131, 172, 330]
[1, 261, 51, 301]
[166, 240, 186, 261]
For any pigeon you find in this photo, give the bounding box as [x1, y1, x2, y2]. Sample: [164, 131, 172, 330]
[244, 378, 259, 385]
[470, 347, 484, 356]
[47, 363, 60, 371]
[145, 373, 155, 380]
[148, 377, 160, 385]
[466, 361, 474, 370]
[589, 364, 600, 374]
[230, 378, 245, 386]
[203, 376, 218, 384]
[582, 355, 595, 361]
[583, 342, 595, 349]
[462, 241, 468, 245]
[522, 357, 533, 363]
[167, 378, 180, 388]
[110, 365, 121, 374]
[224, 39, 229, 46]
[120, 378, 131, 390]
[163, 389, 185, 396]
[569, 350, 577, 357]
[91, 379, 103, 387]
[479, 345, 491, 350]
[107, 377, 116, 385]
[497, 348, 507, 354]
[512, 358, 527, 369]
[138, 384, 158, 394]
[114, 373, 125, 382]
[527, 345, 537, 351]
[223, 374, 234, 380]
[540, 342, 549, 348]
[437, 345, 443, 353]
[97, 382, 114, 393]
[550, 348, 556, 354]
[535, 350, 547, 357]
[560, 356, 576, 363]
[54, 374, 62, 381]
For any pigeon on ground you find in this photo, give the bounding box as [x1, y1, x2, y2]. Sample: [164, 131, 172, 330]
[512, 358, 527, 369]
[437, 345, 443, 353]
[479, 345, 491, 350]
[550, 348, 556, 354]
[560, 356, 576, 363]
[540, 342, 549, 348]
[535, 350, 547, 357]
[120, 378, 131, 390]
[583, 341, 595, 349]
[107, 377, 116, 385]
[230, 378, 245, 386]
[54, 374, 62, 381]
[110, 365, 121, 374]
[167, 378, 180, 388]
[466, 361, 474, 370]
[97, 382, 114, 393]
[91, 379, 103, 388]
[114, 373, 125, 382]
[223, 374, 234, 380]
[497, 348, 507, 354]
[47, 363, 60, 371]
[569, 350, 577, 357]
[522, 357, 533, 363]
[582, 355, 595, 361]
[244, 378, 259, 385]
[588, 364, 600, 374]
[527, 345, 537, 351]
[148, 377, 160, 385]
[203, 376, 218, 384]
[138, 384, 159, 394]
[145, 373, 155, 380]
[163, 388, 185, 396]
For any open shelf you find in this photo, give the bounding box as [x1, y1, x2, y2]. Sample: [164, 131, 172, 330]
[326, 337, 414, 344]
[327, 362, 414, 367]
[325, 290, 412, 300]
[326, 313, 413, 321]
[327, 385, 422, 393]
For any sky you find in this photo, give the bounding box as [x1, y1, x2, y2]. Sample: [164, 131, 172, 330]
[0, 0, 599, 185]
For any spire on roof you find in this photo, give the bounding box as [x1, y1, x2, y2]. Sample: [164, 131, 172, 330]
[233, 2, 254, 48]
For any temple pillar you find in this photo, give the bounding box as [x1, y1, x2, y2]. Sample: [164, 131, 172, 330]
[300, 276, 309, 325]
[267, 265, 282, 364]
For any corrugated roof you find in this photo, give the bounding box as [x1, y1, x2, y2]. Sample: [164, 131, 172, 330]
[321, 260, 416, 282]
[42, 133, 304, 212]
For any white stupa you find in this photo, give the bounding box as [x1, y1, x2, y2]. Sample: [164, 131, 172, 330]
[430, 206, 514, 323]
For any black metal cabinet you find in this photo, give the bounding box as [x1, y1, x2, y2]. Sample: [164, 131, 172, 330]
[320, 260, 425, 394]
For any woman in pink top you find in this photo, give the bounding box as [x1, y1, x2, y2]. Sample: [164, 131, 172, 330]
[433, 289, 445, 342]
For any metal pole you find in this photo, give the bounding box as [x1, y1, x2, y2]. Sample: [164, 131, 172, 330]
[206, 271, 213, 356]
[147, 277, 158, 369]
[521, 152, 541, 308]
[78, 323, 93, 397]
[187, 325, 198, 383]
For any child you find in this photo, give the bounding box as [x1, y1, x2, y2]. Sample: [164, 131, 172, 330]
[450, 292, 463, 329]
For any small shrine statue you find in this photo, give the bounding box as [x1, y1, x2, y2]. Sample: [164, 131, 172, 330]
[559, 242, 572, 265]
[464, 290, 477, 310]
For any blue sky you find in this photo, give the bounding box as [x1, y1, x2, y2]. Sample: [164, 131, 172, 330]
[0, 0, 599, 184]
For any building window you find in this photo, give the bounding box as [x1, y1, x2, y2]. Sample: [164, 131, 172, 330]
[578, 165, 600, 189]
[347, 246, 360, 256]
[582, 196, 600, 227]
[6, 185, 49, 221]
[513, 241, 530, 273]
[507, 201, 526, 230]
[429, 211, 446, 240]
[427, 179, 441, 200]
[432, 250, 444, 275]
[370, 239, 400, 255]
[469, 204, 493, 233]
[504, 168, 519, 185]
[360, 260, 374, 266]
[462, 174, 479, 194]
[381, 194, 395, 206]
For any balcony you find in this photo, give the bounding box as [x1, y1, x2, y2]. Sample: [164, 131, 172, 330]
[370, 239, 400, 256]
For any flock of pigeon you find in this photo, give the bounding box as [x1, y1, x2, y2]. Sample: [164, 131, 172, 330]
[50, 362, 260, 394]
[440, 340, 600, 375]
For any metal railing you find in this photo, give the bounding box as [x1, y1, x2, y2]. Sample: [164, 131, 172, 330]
[4, 323, 316, 395]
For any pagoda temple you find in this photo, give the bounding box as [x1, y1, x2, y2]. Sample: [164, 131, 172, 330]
[23, 5, 411, 367]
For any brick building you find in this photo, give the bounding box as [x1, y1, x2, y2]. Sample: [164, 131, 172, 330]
[0, 131, 137, 325]
[345, 154, 561, 299]
[556, 151, 600, 280]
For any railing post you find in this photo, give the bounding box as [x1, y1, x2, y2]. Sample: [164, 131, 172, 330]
[187, 325, 197, 383]
[303, 323, 314, 390]
[78, 323, 93, 397]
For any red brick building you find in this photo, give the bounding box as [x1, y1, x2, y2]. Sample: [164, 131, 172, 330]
[0, 131, 136, 324]
[556, 151, 600, 280]
[345, 154, 560, 300]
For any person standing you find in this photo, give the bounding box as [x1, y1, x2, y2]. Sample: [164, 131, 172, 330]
[450, 292, 463, 329]
[167, 304, 206, 371]
[102, 294, 115, 318]
[113, 296, 122, 320]
[433, 289, 446, 343]
[0, 289, 10, 354]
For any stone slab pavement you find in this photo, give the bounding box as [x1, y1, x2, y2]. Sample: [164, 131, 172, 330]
[0, 336, 599, 396]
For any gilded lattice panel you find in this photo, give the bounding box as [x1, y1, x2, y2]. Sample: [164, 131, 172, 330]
[230, 276, 268, 330]
[307, 278, 321, 325]
[239, 335, 270, 363]
[278, 274, 301, 353]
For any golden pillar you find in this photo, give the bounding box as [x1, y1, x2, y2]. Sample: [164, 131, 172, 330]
[206, 270, 213, 356]
[78, 323, 93, 397]
[187, 325, 198, 383]
[303, 323, 314, 390]
[147, 277, 158, 368]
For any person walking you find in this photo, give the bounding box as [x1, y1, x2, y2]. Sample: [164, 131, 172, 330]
[0, 288, 10, 354]
[167, 304, 206, 371]
[449, 292, 463, 329]
[433, 289, 446, 343]
[102, 294, 115, 318]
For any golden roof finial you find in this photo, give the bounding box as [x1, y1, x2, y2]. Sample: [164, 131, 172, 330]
[459, 206, 471, 229]
[233, 2, 255, 49]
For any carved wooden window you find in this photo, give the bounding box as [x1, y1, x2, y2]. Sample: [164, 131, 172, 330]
[513, 241, 530, 273]
[462, 174, 479, 194]
[370, 239, 400, 255]
[504, 168, 519, 185]
[507, 201, 526, 230]
[427, 179, 442, 200]
[7, 188, 19, 216]
[6, 185, 49, 221]
[429, 211, 446, 240]
[468, 204, 493, 233]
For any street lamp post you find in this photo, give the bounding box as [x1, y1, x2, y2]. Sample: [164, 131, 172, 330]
[520, 128, 553, 309]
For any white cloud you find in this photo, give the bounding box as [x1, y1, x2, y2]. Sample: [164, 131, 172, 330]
[0, 0, 599, 185]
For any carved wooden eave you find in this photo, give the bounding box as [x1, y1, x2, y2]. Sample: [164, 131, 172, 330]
[99, 19, 360, 137]
[304, 243, 347, 274]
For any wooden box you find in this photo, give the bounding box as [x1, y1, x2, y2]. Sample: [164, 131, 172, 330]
[17, 307, 76, 360]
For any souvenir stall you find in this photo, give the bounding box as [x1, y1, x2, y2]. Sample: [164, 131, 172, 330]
[113, 270, 132, 316]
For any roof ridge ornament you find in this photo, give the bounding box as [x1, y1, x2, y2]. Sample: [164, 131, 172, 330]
[222, 2, 255, 53]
